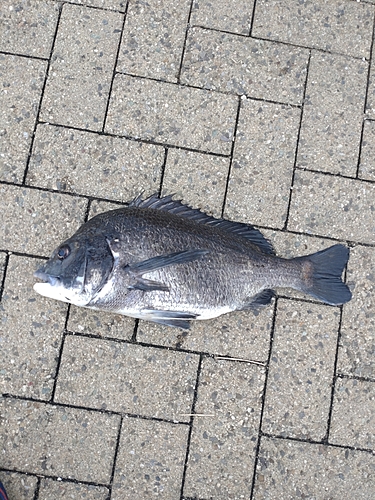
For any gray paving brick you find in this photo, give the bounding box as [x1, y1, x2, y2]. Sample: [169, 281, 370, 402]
[184, 358, 265, 499]
[358, 120, 375, 181]
[117, 0, 190, 82]
[0, 0, 59, 57]
[0, 185, 87, 256]
[330, 378, 375, 450]
[38, 478, 109, 499]
[225, 99, 300, 228]
[138, 307, 273, 361]
[297, 52, 367, 176]
[181, 27, 309, 105]
[112, 418, 188, 499]
[288, 170, 375, 245]
[253, 437, 375, 499]
[0, 252, 6, 281]
[367, 55, 375, 119]
[0, 255, 67, 399]
[252, 0, 374, 59]
[54, 336, 199, 420]
[68, 0, 127, 11]
[0, 471, 37, 500]
[27, 124, 164, 201]
[0, 54, 46, 183]
[338, 245, 375, 379]
[162, 149, 229, 217]
[105, 74, 238, 154]
[68, 306, 135, 341]
[0, 397, 120, 483]
[263, 299, 339, 441]
[40, 4, 122, 130]
[190, 0, 254, 35]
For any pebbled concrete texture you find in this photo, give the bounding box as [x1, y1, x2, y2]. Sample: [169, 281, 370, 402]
[1, 0, 375, 499]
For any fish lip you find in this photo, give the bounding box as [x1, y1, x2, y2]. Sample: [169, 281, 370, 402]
[34, 269, 60, 287]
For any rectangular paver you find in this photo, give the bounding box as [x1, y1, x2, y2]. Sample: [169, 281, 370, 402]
[0, 255, 67, 400]
[117, 0, 191, 82]
[68, 0, 127, 11]
[0, 0, 59, 57]
[0, 184, 87, 256]
[0, 54, 46, 183]
[297, 52, 367, 176]
[162, 149, 229, 218]
[252, 0, 374, 59]
[184, 358, 265, 499]
[27, 124, 165, 202]
[138, 307, 273, 362]
[190, 0, 255, 35]
[263, 299, 339, 441]
[105, 74, 238, 154]
[358, 120, 375, 181]
[338, 245, 375, 379]
[253, 437, 375, 499]
[0, 471, 37, 500]
[54, 336, 199, 421]
[112, 418, 189, 499]
[0, 397, 120, 483]
[38, 479, 109, 499]
[367, 53, 375, 118]
[181, 27, 309, 105]
[288, 170, 375, 245]
[40, 3, 122, 130]
[225, 99, 300, 228]
[330, 377, 375, 450]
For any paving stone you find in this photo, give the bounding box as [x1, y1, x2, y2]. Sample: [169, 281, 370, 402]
[54, 336, 199, 421]
[253, 437, 375, 499]
[0, 397, 120, 483]
[138, 307, 273, 362]
[68, 306, 135, 341]
[330, 377, 375, 450]
[0, 54, 46, 183]
[0, 255, 67, 399]
[162, 149, 229, 217]
[0, 0, 59, 57]
[358, 120, 375, 181]
[190, 0, 254, 35]
[288, 170, 375, 245]
[367, 55, 375, 119]
[0, 471, 37, 500]
[112, 417, 189, 499]
[68, 0, 127, 11]
[38, 478, 109, 499]
[263, 299, 339, 441]
[105, 74, 238, 154]
[184, 358, 265, 499]
[0, 184, 87, 256]
[225, 99, 300, 228]
[40, 4, 122, 131]
[338, 245, 375, 379]
[27, 124, 164, 202]
[117, 0, 191, 82]
[252, 0, 374, 59]
[0, 252, 6, 281]
[296, 52, 367, 176]
[181, 27, 309, 105]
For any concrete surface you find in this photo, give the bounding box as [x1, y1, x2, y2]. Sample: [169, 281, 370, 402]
[1, 0, 374, 499]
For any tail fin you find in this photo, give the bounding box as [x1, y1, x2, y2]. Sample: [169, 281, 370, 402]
[296, 244, 352, 305]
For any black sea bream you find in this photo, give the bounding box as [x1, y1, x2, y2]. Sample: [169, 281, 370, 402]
[34, 194, 352, 329]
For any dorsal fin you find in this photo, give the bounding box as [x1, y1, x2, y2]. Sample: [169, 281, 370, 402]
[129, 193, 275, 255]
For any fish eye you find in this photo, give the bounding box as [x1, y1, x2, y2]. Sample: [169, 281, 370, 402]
[57, 244, 71, 260]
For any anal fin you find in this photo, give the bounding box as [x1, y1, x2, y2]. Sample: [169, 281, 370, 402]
[239, 289, 275, 311]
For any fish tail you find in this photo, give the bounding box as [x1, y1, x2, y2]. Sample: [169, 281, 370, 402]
[295, 244, 352, 305]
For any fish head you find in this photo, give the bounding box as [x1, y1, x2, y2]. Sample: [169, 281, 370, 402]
[33, 230, 114, 307]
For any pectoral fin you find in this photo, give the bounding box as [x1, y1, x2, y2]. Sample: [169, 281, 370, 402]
[126, 249, 209, 293]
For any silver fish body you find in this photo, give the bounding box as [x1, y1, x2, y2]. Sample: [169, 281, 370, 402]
[34, 194, 352, 329]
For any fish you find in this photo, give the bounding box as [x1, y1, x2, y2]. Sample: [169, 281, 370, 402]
[34, 193, 352, 329]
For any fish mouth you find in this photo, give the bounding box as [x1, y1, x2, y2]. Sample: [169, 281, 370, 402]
[34, 269, 60, 287]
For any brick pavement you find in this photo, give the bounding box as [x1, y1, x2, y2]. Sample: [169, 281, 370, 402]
[1, 1, 375, 498]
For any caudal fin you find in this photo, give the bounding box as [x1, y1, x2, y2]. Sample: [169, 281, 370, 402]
[297, 244, 352, 305]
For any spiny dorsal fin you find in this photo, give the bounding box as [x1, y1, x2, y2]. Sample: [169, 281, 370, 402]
[129, 193, 275, 255]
